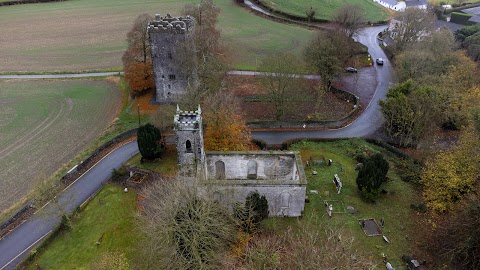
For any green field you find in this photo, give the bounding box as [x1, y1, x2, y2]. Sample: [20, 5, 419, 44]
[0, 79, 120, 214]
[259, 0, 390, 21]
[27, 184, 138, 269]
[263, 140, 419, 267]
[0, 0, 313, 72]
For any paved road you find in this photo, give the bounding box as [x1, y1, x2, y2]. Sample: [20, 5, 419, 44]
[0, 72, 123, 79]
[251, 25, 392, 144]
[0, 141, 139, 270]
[0, 14, 392, 270]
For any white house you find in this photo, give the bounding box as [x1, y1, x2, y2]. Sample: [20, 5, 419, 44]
[373, 0, 406, 11]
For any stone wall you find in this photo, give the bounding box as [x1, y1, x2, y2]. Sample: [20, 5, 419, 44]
[205, 152, 297, 182]
[200, 151, 307, 217]
[148, 14, 196, 103]
[198, 184, 306, 217]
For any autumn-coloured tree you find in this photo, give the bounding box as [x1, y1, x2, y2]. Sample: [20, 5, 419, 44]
[202, 91, 254, 151]
[380, 80, 439, 146]
[122, 13, 155, 96]
[422, 88, 480, 212]
[124, 62, 154, 96]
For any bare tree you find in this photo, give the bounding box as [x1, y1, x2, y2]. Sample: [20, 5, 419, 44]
[181, 0, 229, 103]
[258, 53, 305, 120]
[122, 13, 155, 96]
[241, 221, 376, 269]
[304, 31, 343, 91]
[392, 8, 436, 52]
[333, 4, 366, 38]
[135, 177, 236, 270]
[305, 6, 317, 22]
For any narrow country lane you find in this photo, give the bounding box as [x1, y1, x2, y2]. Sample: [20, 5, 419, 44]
[0, 142, 139, 270]
[0, 4, 395, 269]
[252, 26, 393, 144]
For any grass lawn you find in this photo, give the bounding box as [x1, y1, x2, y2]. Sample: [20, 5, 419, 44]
[259, 0, 390, 21]
[125, 145, 179, 177]
[0, 0, 313, 72]
[0, 78, 120, 215]
[263, 139, 420, 267]
[26, 184, 138, 269]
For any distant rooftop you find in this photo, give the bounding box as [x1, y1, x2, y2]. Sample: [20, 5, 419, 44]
[435, 20, 464, 32]
[469, 15, 480, 23]
[462, 6, 480, 15]
[405, 0, 428, 7]
[383, 0, 399, 7]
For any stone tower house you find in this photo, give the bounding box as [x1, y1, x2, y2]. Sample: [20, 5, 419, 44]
[174, 105, 205, 177]
[148, 14, 196, 103]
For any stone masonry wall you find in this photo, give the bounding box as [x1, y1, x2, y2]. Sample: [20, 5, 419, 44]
[205, 153, 297, 182]
[148, 14, 195, 103]
[198, 184, 306, 217]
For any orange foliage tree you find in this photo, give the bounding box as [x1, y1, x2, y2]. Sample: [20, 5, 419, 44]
[202, 92, 255, 151]
[124, 62, 154, 95]
[122, 13, 155, 96]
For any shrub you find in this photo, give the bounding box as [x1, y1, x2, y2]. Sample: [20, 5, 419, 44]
[450, 12, 474, 25]
[396, 158, 421, 184]
[137, 123, 163, 160]
[356, 154, 389, 202]
[234, 191, 269, 233]
[410, 202, 427, 213]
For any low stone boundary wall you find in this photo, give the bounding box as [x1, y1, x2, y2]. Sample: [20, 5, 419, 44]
[247, 87, 359, 129]
[0, 0, 65, 6]
[248, 0, 388, 26]
[0, 128, 138, 236]
[61, 128, 138, 184]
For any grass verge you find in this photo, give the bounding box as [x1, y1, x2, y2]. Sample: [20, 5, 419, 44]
[25, 184, 138, 269]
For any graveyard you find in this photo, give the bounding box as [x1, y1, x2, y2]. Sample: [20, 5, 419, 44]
[23, 139, 421, 268]
[263, 140, 420, 268]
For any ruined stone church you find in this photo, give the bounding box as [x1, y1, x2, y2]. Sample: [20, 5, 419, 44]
[173, 106, 306, 217]
[149, 14, 306, 216]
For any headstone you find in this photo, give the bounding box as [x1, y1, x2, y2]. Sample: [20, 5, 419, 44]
[355, 163, 363, 170]
[383, 235, 390, 243]
[380, 218, 385, 227]
[347, 206, 356, 214]
[385, 262, 394, 270]
[124, 187, 128, 193]
[312, 171, 318, 175]
[309, 190, 319, 194]
[333, 174, 342, 194]
[327, 204, 333, 217]
[328, 159, 332, 166]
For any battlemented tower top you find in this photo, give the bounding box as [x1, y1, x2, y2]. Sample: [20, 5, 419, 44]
[174, 105, 202, 129]
[147, 13, 194, 34]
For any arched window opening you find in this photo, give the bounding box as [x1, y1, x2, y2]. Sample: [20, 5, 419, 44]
[247, 160, 258, 179]
[215, 160, 225, 179]
[186, 140, 192, 153]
